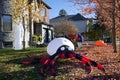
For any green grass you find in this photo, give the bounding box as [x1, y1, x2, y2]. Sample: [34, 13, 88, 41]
[0, 47, 71, 80]
[0, 47, 47, 80]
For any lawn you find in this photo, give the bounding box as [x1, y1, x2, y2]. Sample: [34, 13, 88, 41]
[0, 45, 120, 80]
[0, 47, 71, 80]
[0, 47, 48, 80]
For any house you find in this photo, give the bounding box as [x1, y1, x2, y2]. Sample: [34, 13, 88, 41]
[0, 0, 54, 49]
[50, 13, 89, 35]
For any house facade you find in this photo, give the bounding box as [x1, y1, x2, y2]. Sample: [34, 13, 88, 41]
[50, 13, 89, 34]
[0, 0, 54, 49]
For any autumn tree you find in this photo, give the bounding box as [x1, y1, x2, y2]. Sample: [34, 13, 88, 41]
[11, 0, 44, 48]
[54, 20, 78, 37]
[86, 21, 110, 40]
[70, 0, 120, 52]
[11, 0, 30, 49]
[11, 0, 30, 22]
[70, 0, 120, 36]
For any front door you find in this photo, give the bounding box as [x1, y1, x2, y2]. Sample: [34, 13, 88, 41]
[34, 23, 42, 36]
[43, 28, 49, 43]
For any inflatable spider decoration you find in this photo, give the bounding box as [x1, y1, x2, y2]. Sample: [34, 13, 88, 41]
[21, 37, 105, 76]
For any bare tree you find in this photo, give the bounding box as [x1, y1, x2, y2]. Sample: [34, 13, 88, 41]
[54, 20, 78, 37]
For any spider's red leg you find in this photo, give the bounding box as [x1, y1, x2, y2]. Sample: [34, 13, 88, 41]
[39, 65, 45, 77]
[21, 58, 41, 65]
[39, 57, 50, 76]
[50, 59, 56, 76]
[21, 56, 41, 65]
[49, 55, 59, 76]
[26, 55, 35, 60]
[21, 55, 35, 65]
[90, 60, 105, 72]
[22, 61, 31, 65]
[68, 52, 92, 73]
[76, 54, 105, 72]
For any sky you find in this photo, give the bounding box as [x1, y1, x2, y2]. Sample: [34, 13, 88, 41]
[44, 0, 95, 19]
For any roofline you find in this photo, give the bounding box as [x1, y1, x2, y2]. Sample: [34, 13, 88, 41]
[50, 14, 88, 21]
[40, 22, 53, 27]
[28, 0, 51, 9]
[41, 1, 51, 9]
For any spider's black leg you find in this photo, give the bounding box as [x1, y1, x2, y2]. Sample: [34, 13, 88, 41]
[39, 57, 50, 77]
[68, 52, 105, 73]
[67, 52, 92, 73]
[49, 59, 56, 76]
[90, 60, 105, 72]
[78, 55, 105, 72]
[21, 55, 41, 65]
[49, 55, 59, 76]
[76, 54, 105, 72]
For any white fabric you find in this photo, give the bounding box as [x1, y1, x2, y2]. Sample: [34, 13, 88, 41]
[47, 37, 75, 56]
[13, 24, 24, 50]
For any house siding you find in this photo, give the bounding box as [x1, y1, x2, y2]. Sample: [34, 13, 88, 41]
[72, 20, 88, 33]
[39, 7, 49, 23]
[0, 0, 14, 48]
[0, 0, 12, 14]
[0, 0, 53, 48]
[31, 1, 53, 44]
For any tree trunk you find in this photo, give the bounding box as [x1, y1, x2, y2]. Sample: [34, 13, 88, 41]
[29, 7, 33, 46]
[112, 0, 117, 53]
[22, 16, 25, 50]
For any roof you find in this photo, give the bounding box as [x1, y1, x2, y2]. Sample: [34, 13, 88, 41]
[50, 13, 88, 23]
[28, 0, 51, 9]
[41, 0, 51, 9]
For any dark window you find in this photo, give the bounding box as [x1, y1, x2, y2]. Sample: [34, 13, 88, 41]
[41, 8, 46, 16]
[3, 41, 13, 48]
[2, 15, 12, 32]
[34, 23, 42, 35]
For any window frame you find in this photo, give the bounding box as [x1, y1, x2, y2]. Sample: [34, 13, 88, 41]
[41, 7, 46, 16]
[3, 41, 13, 48]
[1, 14, 12, 32]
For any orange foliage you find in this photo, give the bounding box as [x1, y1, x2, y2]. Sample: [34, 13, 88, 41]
[72, 0, 120, 38]
[68, 33, 77, 41]
[84, 7, 92, 13]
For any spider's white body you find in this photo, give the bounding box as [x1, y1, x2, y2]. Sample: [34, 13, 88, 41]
[47, 37, 75, 56]
[22, 38, 105, 76]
